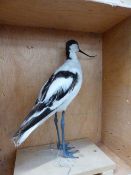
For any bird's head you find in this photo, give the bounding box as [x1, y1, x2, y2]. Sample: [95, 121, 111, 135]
[66, 39, 96, 58]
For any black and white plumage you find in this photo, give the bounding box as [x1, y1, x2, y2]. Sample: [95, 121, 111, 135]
[13, 40, 95, 157]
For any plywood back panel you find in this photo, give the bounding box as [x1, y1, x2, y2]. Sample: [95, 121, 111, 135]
[0, 26, 102, 175]
[102, 17, 131, 166]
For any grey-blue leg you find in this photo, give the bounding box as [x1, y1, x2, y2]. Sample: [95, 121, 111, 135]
[54, 112, 74, 151]
[54, 113, 61, 149]
[61, 111, 79, 158]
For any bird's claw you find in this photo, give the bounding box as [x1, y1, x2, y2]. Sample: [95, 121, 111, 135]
[63, 149, 79, 158]
[57, 142, 75, 151]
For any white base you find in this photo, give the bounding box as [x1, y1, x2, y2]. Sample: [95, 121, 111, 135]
[14, 139, 116, 175]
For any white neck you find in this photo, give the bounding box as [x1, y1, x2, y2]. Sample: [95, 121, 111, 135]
[69, 51, 78, 62]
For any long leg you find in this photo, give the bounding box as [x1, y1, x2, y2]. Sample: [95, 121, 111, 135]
[54, 112, 74, 151]
[61, 111, 66, 152]
[61, 111, 78, 158]
[54, 113, 61, 149]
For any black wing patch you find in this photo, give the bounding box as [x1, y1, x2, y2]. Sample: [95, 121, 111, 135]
[36, 71, 78, 105]
[15, 106, 52, 136]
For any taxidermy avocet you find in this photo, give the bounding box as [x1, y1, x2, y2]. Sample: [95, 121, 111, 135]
[13, 40, 95, 158]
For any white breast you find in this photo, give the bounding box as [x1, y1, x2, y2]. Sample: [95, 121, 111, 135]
[57, 58, 83, 112]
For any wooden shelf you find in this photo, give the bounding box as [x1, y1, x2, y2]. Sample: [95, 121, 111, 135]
[0, 1, 131, 33]
[13, 139, 131, 175]
[14, 139, 116, 175]
[99, 143, 131, 175]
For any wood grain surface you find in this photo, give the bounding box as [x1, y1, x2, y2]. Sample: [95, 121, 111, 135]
[0, 25, 102, 175]
[0, 1, 130, 33]
[102, 17, 131, 167]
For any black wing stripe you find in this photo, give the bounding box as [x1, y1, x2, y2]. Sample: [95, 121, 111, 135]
[40, 71, 78, 102]
[35, 74, 55, 105]
[16, 106, 52, 135]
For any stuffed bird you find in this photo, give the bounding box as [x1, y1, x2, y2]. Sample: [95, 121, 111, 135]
[13, 40, 95, 158]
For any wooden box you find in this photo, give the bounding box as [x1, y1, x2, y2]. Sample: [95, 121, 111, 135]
[0, 1, 131, 175]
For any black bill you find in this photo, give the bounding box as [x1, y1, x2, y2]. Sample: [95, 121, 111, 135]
[79, 49, 96, 58]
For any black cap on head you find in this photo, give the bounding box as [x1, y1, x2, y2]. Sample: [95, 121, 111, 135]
[66, 40, 79, 58]
[66, 40, 79, 48]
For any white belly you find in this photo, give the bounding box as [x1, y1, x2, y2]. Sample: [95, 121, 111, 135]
[57, 74, 82, 112]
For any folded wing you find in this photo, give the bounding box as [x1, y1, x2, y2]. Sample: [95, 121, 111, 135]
[13, 71, 78, 146]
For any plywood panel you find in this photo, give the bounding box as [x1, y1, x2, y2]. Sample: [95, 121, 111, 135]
[102, 17, 131, 166]
[0, 25, 102, 175]
[0, 1, 131, 33]
[99, 143, 131, 175]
